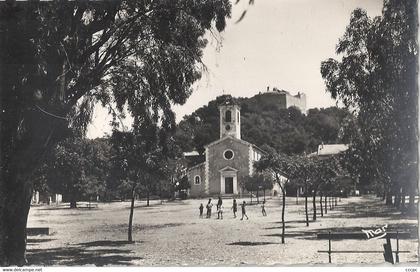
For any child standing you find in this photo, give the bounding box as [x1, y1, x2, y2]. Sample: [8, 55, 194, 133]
[261, 201, 267, 216]
[199, 203, 204, 218]
[206, 199, 213, 218]
[217, 205, 224, 219]
[232, 199, 237, 218]
[240, 201, 249, 220]
[217, 196, 223, 210]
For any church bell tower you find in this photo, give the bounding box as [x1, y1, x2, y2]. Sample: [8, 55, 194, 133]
[218, 98, 241, 139]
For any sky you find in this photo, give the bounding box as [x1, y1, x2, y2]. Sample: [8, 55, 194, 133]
[86, 0, 383, 139]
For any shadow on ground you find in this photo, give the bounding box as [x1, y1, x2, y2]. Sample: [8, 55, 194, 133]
[324, 199, 418, 220]
[76, 240, 141, 247]
[264, 225, 297, 230]
[273, 220, 312, 224]
[27, 238, 56, 244]
[27, 247, 141, 266]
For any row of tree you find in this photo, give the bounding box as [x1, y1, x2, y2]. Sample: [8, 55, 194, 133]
[33, 132, 191, 209]
[321, 0, 418, 212]
[253, 148, 349, 244]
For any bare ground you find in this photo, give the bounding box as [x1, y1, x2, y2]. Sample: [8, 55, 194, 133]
[26, 195, 418, 266]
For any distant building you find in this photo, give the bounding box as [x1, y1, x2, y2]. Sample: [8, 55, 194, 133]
[267, 86, 306, 113]
[308, 143, 349, 157]
[186, 98, 265, 197]
[308, 143, 355, 196]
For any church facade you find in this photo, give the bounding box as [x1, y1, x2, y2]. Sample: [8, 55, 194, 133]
[186, 100, 264, 197]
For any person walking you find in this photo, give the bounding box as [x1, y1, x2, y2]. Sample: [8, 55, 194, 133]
[240, 201, 249, 220]
[206, 199, 213, 218]
[232, 198, 237, 218]
[199, 203, 204, 218]
[261, 201, 267, 216]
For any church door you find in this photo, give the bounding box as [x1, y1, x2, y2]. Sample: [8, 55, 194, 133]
[225, 177, 234, 194]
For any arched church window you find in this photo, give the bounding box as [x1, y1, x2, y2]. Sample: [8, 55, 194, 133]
[194, 175, 201, 185]
[225, 110, 232, 122]
[223, 149, 234, 160]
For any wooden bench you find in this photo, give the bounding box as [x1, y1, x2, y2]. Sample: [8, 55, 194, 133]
[317, 231, 411, 264]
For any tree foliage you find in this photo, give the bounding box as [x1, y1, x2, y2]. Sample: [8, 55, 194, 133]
[176, 94, 352, 155]
[320, 0, 418, 208]
[243, 173, 273, 195]
[0, 0, 231, 265]
[32, 136, 110, 207]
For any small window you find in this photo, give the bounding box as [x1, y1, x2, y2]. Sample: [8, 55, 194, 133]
[194, 175, 201, 185]
[223, 149, 234, 160]
[225, 110, 232, 122]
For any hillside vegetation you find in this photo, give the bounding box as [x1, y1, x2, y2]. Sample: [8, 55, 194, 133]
[175, 93, 352, 155]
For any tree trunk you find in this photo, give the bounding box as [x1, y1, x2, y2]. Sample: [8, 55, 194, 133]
[385, 188, 393, 205]
[146, 190, 150, 207]
[400, 194, 406, 211]
[408, 193, 416, 214]
[281, 188, 286, 244]
[334, 196, 337, 206]
[304, 194, 309, 226]
[1, 132, 63, 265]
[324, 195, 327, 214]
[128, 187, 135, 243]
[320, 195, 323, 217]
[312, 190, 317, 221]
[70, 195, 77, 209]
[394, 190, 401, 208]
[2, 174, 33, 266]
[256, 189, 259, 204]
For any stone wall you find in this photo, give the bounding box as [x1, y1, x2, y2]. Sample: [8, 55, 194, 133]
[207, 138, 250, 195]
[187, 163, 206, 197]
[285, 92, 306, 113]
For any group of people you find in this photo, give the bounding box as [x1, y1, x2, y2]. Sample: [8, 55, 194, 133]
[199, 196, 267, 220]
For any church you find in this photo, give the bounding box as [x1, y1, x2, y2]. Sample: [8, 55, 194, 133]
[186, 99, 265, 197]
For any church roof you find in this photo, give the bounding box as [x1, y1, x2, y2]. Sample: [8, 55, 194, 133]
[205, 135, 249, 148]
[204, 135, 265, 154]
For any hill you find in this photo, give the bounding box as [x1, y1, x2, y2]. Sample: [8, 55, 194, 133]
[175, 92, 351, 155]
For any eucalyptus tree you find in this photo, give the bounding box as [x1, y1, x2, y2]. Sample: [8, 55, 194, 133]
[310, 156, 342, 220]
[0, 0, 231, 265]
[255, 150, 298, 244]
[321, 0, 418, 211]
[290, 156, 315, 226]
[110, 126, 167, 243]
